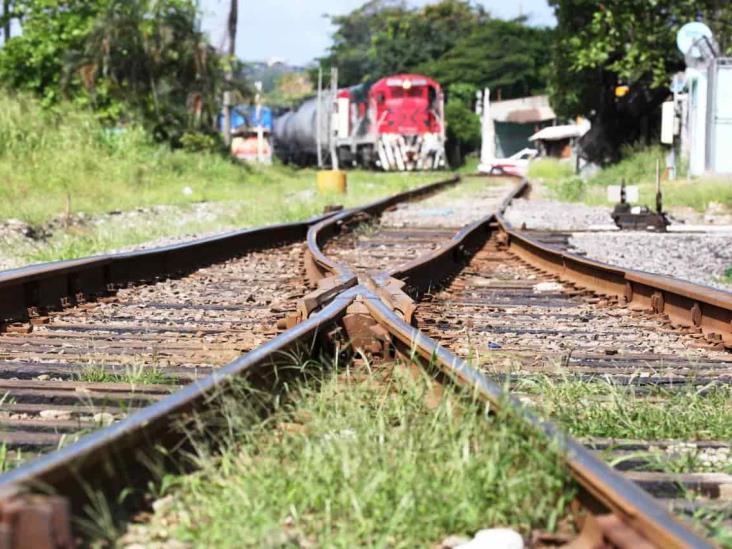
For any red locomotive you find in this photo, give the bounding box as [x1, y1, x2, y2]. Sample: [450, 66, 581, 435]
[273, 73, 446, 171]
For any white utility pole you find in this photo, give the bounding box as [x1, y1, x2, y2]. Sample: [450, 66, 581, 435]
[479, 88, 496, 165]
[316, 66, 323, 168]
[330, 66, 339, 170]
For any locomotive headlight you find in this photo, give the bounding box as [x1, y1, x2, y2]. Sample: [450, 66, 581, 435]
[402, 80, 412, 90]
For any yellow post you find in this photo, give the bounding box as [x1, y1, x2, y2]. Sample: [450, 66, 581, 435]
[317, 170, 347, 194]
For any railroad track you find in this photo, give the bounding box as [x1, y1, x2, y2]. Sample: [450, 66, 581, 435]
[0, 174, 729, 547]
[413, 233, 732, 524]
[0, 242, 308, 462]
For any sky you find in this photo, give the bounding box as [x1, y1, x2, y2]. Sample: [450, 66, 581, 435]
[200, 0, 556, 66]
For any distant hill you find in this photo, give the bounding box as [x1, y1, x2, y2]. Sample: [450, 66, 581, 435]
[241, 60, 314, 108]
[241, 60, 308, 93]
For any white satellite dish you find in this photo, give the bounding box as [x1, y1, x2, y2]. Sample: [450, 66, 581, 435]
[677, 22, 713, 54]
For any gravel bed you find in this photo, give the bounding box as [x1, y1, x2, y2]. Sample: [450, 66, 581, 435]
[381, 181, 514, 229]
[504, 198, 617, 231]
[569, 231, 732, 292]
[505, 196, 732, 292]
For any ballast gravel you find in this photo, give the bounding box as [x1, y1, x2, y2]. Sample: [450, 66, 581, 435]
[381, 180, 515, 229]
[504, 198, 617, 231]
[568, 232, 732, 292]
[505, 197, 732, 292]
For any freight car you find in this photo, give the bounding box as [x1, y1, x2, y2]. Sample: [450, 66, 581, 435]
[273, 73, 446, 171]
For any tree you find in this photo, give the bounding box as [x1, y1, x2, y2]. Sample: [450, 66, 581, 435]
[317, 0, 411, 86]
[443, 83, 480, 165]
[0, 0, 104, 104]
[77, 0, 229, 142]
[318, 1, 551, 161]
[418, 18, 552, 100]
[222, 0, 238, 146]
[548, 0, 732, 162]
[0, 0, 234, 144]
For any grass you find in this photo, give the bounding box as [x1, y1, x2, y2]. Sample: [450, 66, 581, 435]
[532, 146, 732, 212]
[517, 377, 732, 441]
[514, 377, 732, 544]
[126, 364, 575, 547]
[0, 94, 441, 265]
[527, 158, 574, 182]
[0, 443, 24, 473]
[77, 363, 173, 385]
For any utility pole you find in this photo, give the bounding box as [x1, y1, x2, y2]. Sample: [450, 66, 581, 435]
[316, 66, 323, 168]
[3, 1, 11, 41]
[222, 0, 238, 148]
[329, 66, 339, 170]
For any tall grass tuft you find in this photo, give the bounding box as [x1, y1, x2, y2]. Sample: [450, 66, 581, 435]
[127, 366, 575, 546]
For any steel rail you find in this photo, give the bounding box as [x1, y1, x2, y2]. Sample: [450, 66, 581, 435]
[0, 174, 458, 328]
[388, 179, 530, 296]
[1, 174, 725, 546]
[0, 176, 464, 546]
[298, 174, 461, 318]
[0, 218, 325, 326]
[305, 175, 713, 546]
[0, 290, 357, 546]
[303, 174, 461, 284]
[359, 289, 711, 549]
[496, 212, 732, 349]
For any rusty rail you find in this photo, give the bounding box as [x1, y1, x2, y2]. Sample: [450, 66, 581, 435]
[497, 211, 732, 350]
[0, 175, 461, 546]
[0, 174, 725, 547]
[0, 218, 324, 327]
[305, 176, 714, 547]
[360, 290, 711, 549]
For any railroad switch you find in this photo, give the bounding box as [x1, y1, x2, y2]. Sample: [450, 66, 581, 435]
[611, 179, 669, 232]
[341, 300, 393, 358]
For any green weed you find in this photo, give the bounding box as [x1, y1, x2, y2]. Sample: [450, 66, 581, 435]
[517, 377, 732, 441]
[130, 366, 574, 546]
[527, 158, 574, 182]
[547, 177, 586, 202]
[539, 144, 732, 211]
[0, 94, 439, 265]
[0, 443, 24, 473]
[77, 363, 173, 385]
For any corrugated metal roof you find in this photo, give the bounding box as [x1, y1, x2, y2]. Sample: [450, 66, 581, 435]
[529, 124, 587, 141]
[489, 95, 556, 123]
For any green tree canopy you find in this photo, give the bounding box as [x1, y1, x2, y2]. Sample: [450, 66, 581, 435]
[548, 0, 732, 162]
[0, 0, 236, 144]
[318, 0, 552, 161]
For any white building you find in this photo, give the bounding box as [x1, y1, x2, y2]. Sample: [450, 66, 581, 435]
[679, 36, 732, 175]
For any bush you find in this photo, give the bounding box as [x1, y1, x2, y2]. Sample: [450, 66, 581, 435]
[549, 177, 585, 202]
[588, 145, 666, 186]
[527, 158, 574, 182]
[179, 132, 220, 153]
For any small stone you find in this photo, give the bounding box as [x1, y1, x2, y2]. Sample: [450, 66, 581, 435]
[459, 528, 524, 549]
[93, 412, 115, 426]
[152, 495, 175, 515]
[36, 374, 50, 381]
[39, 409, 72, 421]
[532, 282, 564, 293]
[441, 535, 471, 548]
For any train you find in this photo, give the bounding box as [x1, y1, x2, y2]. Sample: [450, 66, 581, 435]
[273, 73, 446, 171]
